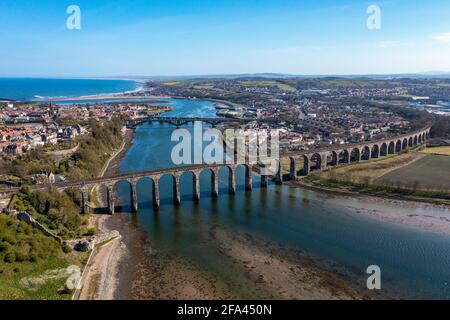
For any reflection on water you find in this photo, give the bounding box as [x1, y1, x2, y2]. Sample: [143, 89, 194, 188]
[116, 98, 450, 299]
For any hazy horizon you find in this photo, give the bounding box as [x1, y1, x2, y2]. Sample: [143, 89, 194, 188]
[2, 70, 450, 79]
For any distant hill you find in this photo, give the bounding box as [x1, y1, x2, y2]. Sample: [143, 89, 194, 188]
[99, 71, 450, 82]
[15, 72, 450, 83]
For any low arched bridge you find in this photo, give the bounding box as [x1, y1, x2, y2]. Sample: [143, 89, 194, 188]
[127, 116, 255, 128]
[0, 127, 431, 215]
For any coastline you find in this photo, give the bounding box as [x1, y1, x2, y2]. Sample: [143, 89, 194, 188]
[48, 94, 171, 102]
[0, 77, 146, 102]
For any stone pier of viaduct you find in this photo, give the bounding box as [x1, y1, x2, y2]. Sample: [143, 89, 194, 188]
[0, 127, 430, 215]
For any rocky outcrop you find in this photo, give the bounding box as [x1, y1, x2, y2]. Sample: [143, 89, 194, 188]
[66, 231, 120, 252]
[77, 240, 92, 252]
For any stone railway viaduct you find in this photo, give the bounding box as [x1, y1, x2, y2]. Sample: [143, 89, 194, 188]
[0, 126, 431, 215]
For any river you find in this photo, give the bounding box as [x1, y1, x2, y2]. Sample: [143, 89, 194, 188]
[114, 98, 450, 299]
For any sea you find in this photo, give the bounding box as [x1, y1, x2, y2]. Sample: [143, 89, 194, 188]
[0, 78, 140, 101]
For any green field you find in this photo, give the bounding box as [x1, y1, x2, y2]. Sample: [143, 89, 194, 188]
[305, 152, 450, 201]
[311, 152, 422, 183]
[377, 154, 450, 191]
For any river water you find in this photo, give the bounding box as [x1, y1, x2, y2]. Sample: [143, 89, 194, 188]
[115, 98, 450, 299]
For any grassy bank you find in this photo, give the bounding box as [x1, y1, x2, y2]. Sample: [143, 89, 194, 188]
[0, 214, 88, 300]
[1, 185, 93, 299]
[420, 146, 450, 156]
[8, 186, 96, 240]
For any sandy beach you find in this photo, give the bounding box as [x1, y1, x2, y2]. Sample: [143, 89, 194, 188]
[50, 94, 170, 102]
[78, 215, 125, 300]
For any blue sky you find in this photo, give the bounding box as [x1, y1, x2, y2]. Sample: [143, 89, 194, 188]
[1, 0, 450, 77]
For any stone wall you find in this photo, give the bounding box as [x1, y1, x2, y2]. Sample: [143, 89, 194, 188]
[3, 209, 120, 252]
[4, 209, 63, 244]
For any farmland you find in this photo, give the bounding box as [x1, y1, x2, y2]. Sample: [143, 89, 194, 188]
[377, 154, 450, 191]
[302, 150, 450, 202]
[309, 152, 424, 184]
